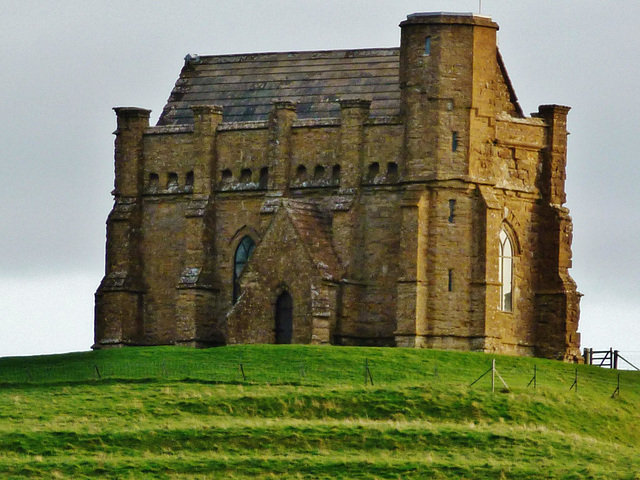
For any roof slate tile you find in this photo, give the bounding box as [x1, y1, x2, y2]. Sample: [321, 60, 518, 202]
[157, 48, 401, 125]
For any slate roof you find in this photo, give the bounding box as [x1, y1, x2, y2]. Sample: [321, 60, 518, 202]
[157, 48, 401, 126]
[282, 199, 343, 282]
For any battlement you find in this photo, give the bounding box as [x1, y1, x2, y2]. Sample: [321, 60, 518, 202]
[96, 12, 580, 361]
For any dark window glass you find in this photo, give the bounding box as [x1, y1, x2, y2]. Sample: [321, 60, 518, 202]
[233, 236, 255, 304]
[448, 199, 456, 223]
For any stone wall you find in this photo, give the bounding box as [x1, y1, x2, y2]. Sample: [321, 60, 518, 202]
[95, 12, 581, 360]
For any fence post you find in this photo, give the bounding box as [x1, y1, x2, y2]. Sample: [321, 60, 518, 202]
[609, 348, 614, 368]
[613, 350, 619, 370]
[583, 348, 591, 365]
[491, 359, 496, 393]
[570, 368, 578, 392]
[364, 359, 374, 386]
[611, 374, 620, 398]
[527, 365, 537, 389]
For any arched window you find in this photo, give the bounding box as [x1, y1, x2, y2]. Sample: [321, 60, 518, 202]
[386, 162, 398, 182]
[499, 229, 513, 312]
[313, 165, 326, 182]
[185, 171, 194, 192]
[167, 172, 179, 192]
[367, 162, 380, 182]
[233, 236, 255, 304]
[296, 165, 307, 182]
[240, 168, 252, 184]
[221, 169, 233, 184]
[331, 164, 341, 185]
[148, 173, 159, 192]
[259, 167, 269, 189]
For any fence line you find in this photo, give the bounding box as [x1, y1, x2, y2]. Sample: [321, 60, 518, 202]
[1, 354, 639, 400]
[584, 348, 640, 371]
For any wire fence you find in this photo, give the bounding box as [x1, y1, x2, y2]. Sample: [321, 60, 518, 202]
[2, 349, 639, 400]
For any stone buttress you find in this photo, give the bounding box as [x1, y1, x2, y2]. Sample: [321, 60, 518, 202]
[94, 12, 581, 360]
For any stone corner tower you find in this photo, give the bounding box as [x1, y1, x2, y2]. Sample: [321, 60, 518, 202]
[94, 12, 581, 361]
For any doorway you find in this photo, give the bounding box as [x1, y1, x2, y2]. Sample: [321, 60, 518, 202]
[275, 291, 293, 344]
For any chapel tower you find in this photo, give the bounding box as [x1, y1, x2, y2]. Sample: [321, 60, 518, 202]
[94, 12, 581, 360]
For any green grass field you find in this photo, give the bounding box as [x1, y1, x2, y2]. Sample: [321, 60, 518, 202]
[1, 345, 639, 479]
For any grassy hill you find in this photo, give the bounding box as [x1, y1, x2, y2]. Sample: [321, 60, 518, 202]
[1, 345, 639, 479]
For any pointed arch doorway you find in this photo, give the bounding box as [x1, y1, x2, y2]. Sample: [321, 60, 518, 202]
[275, 291, 293, 344]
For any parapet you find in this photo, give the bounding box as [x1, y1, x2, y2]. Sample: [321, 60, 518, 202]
[400, 12, 498, 29]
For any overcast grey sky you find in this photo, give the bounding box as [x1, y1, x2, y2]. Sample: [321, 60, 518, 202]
[1, 0, 639, 357]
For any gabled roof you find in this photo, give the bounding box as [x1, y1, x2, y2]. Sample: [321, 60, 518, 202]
[496, 51, 524, 117]
[282, 199, 343, 282]
[157, 48, 401, 125]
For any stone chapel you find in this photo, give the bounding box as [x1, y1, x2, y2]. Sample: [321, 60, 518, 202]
[94, 12, 582, 360]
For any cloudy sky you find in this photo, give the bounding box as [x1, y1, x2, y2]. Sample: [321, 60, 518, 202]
[2, 0, 639, 358]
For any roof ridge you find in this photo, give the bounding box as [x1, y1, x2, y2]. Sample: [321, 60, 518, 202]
[195, 47, 399, 62]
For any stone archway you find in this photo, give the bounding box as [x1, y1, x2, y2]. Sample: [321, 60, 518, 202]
[275, 291, 293, 344]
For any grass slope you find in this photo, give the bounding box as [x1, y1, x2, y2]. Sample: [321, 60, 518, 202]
[1, 345, 639, 479]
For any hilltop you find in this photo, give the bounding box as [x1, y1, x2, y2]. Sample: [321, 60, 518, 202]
[0, 345, 639, 479]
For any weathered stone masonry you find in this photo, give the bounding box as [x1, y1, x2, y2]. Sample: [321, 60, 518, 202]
[95, 12, 581, 360]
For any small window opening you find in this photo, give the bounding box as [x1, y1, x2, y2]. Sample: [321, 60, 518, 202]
[448, 269, 453, 292]
[424, 37, 431, 56]
[148, 173, 159, 192]
[221, 169, 233, 184]
[448, 199, 456, 223]
[296, 165, 307, 182]
[259, 167, 269, 189]
[185, 171, 194, 191]
[313, 165, 326, 182]
[452, 131, 459, 152]
[331, 164, 341, 184]
[367, 162, 380, 182]
[386, 162, 398, 182]
[240, 168, 252, 184]
[167, 172, 179, 192]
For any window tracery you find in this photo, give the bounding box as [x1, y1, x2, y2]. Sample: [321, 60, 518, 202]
[499, 229, 513, 312]
[233, 236, 255, 304]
